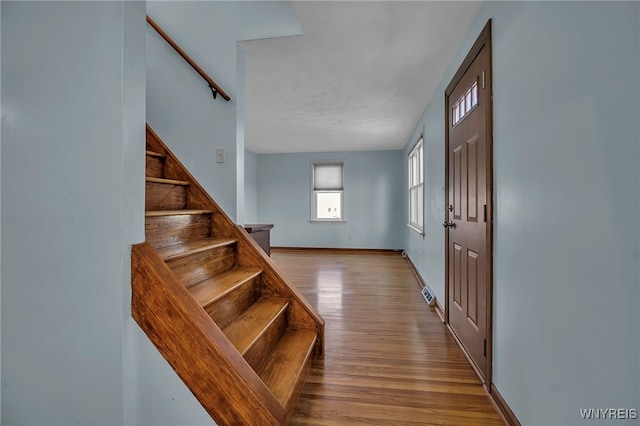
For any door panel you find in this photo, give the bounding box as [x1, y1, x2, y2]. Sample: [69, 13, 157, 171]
[453, 243, 462, 309]
[446, 42, 490, 382]
[467, 136, 478, 222]
[453, 146, 462, 219]
[467, 249, 478, 327]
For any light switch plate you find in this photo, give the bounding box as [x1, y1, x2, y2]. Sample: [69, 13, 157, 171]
[216, 147, 225, 163]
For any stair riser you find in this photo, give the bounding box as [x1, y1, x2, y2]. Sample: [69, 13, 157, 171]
[206, 276, 261, 329]
[146, 155, 164, 178]
[146, 182, 187, 211]
[145, 214, 212, 249]
[256, 330, 318, 422]
[283, 342, 315, 420]
[243, 311, 287, 371]
[168, 245, 236, 288]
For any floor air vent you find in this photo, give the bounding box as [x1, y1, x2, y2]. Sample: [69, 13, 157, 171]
[421, 286, 436, 306]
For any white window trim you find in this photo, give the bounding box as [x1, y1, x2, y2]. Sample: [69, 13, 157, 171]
[407, 222, 424, 235]
[310, 160, 346, 223]
[408, 136, 424, 236]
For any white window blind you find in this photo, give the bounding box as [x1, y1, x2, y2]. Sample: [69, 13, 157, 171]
[313, 163, 343, 191]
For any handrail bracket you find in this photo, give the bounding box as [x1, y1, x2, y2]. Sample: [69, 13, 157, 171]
[147, 15, 231, 102]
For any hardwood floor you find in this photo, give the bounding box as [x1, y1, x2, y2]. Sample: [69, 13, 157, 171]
[271, 249, 503, 426]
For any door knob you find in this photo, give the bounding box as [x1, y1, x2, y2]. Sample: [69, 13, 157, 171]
[443, 221, 456, 229]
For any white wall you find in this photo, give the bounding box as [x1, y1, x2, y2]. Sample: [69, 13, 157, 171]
[146, 1, 301, 222]
[0, 3, 222, 424]
[132, 338, 215, 426]
[257, 150, 405, 249]
[245, 150, 258, 224]
[236, 46, 247, 225]
[0, 3, 3, 419]
[1, 2, 144, 424]
[403, 116, 446, 299]
[120, 1, 148, 425]
[404, 2, 640, 424]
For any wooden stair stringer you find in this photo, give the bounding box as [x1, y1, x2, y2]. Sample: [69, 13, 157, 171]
[145, 124, 325, 357]
[232, 231, 325, 357]
[137, 124, 326, 424]
[131, 242, 285, 426]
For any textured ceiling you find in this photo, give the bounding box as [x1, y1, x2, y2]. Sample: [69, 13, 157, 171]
[243, 1, 481, 154]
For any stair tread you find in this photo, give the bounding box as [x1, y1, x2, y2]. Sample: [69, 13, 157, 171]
[146, 150, 165, 158]
[157, 238, 237, 262]
[223, 298, 288, 356]
[146, 176, 190, 186]
[257, 329, 317, 408]
[189, 266, 262, 307]
[145, 209, 214, 217]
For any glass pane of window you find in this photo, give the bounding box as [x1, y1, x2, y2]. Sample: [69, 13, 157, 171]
[472, 84, 478, 106]
[418, 147, 423, 183]
[316, 192, 342, 219]
[410, 188, 417, 224]
[417, 185, 423, 227]
[409, 157, 415, 187]
[410, 155, 414, 185]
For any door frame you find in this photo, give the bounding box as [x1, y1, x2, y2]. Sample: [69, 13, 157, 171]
[444, 19, 494, 390]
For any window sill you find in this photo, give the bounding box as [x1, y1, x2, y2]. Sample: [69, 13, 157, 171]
[407, 223, 424, 236]
[309, 220, 348, 224]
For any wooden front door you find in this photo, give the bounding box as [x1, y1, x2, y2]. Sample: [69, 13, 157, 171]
[445, 21, 493, 385]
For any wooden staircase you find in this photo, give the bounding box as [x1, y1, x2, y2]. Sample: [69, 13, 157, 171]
[132, 125, 324, 425]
